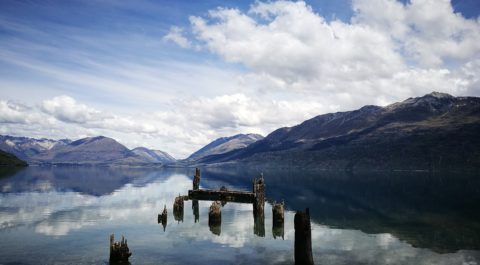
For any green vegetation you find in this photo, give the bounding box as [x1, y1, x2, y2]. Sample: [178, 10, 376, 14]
[0, 150, 28, 167]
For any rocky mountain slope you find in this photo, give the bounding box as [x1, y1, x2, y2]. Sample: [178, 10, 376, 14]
[186, 134, 263, 162]
[0, 150, 28, 167]
[195, 92, 480, 171]
[132, 147, 176, 164]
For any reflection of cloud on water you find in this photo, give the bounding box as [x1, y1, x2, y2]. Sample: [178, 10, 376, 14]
[1, 171, 479, 264]
[0, 174, 191, 236]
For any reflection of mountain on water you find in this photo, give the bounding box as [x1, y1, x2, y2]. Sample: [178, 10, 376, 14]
[202, 166, 480, 253]
[0, 167, 190, 196]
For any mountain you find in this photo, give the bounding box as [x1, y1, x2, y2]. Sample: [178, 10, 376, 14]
[0, 150, 28, 167]
[195, 92, 480, 171]
[0, 135, 71, 161]
[132, 147, 176, 164]
[0, 135, 175, 166]
[187, 133, 263, 161]
[31, 136, 144, 165]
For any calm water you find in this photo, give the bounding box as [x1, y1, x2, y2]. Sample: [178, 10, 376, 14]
[0, 166, 479, 265]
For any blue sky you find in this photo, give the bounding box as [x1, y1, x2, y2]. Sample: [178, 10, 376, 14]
[1, 0, 480, 158]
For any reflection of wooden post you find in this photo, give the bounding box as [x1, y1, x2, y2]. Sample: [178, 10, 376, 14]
[193, 168, 201, 190]
[295, 208, 314, 265]
[209, 201, 222, 236]
[253, 203, 265, 237]
[173, 196, 184, 223]
[272, 201, 284, 239]
[192, 199, 199, 223]
[158, 205, 167, 231]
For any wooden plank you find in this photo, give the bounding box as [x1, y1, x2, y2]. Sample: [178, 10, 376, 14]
[188, 189, 255, 203]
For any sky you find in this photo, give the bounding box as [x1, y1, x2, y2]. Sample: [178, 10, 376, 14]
[0, 0, 479, 158]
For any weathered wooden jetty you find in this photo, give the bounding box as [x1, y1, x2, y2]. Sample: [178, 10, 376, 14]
[188, 170, 265, 207]
[109, 234, 131, 263]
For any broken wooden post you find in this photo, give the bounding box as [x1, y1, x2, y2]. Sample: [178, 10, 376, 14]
[158, 205, 167, 231]
[109, 234, 132, 263]
[220, 186, 228, 206]
[272, 201, 285, 224]
[209, 201, 222, 236]
[294, 208, 314, 265]
[252, 174, 265, 237]
[193, 168, 201, 190]
[173, 195, 184, 223]
[253, 174, 265, 215]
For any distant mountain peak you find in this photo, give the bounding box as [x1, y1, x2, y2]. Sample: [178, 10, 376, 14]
[426, 91, 454, 98]
[187, 133, 264, 160]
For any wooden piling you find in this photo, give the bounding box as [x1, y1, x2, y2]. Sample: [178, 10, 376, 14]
[193, 168, 201, 190]
[294, 208, 314, 265]
[253, 175, 265, 215]
[272, 201, 285, 224]
[109, 234, 132, 263]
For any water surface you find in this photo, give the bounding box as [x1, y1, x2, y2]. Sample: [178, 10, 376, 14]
[0, 166, 479, 264]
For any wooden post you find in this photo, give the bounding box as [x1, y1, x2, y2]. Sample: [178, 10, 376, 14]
[193, 168, 201, 190]
[272, 201, 285, 224]
[294, 208, 314, 265]
[109, 234, 132, 263]
[253, 174, 265, 215]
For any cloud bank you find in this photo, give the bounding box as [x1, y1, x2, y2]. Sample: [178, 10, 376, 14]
[1, 0, 480, 158]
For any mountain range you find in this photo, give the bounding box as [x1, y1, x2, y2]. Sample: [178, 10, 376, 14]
[193, 92, 480, 171]
[1, 92, 479, 170]
[0, 135, 176, 166]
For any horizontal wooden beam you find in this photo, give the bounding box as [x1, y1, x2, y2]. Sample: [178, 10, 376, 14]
[188, 189, 255, 203]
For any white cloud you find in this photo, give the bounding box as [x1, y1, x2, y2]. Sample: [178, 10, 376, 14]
[41, 95, 104, 124]
[0, 94, 328, 158]
[0, 101, 30, 124]
[352, 0, 480, 67]
[163, 26, 192, 48]
[182, 0, 480, 103]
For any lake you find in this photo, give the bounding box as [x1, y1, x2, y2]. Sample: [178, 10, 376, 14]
[0, 166, 479, 264]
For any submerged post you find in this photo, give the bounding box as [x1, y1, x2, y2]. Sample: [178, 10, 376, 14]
[294, 208, 314, 265]
[109, 234, 132, 263]
[193, 168, 201, 190]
